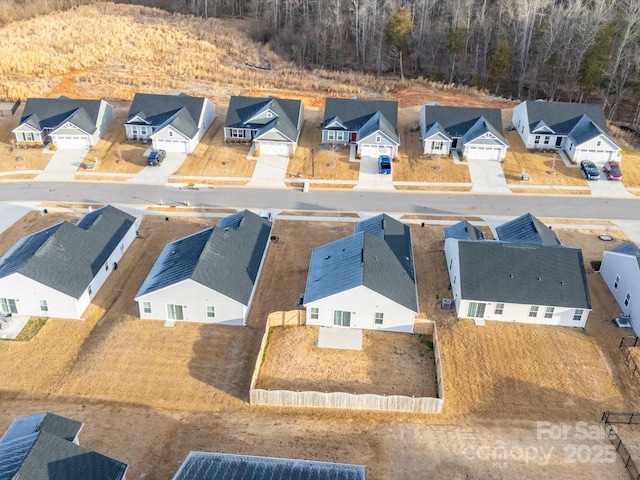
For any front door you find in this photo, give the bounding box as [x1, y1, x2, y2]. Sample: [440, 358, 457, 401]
[555, 137, 562, 147]
[0, 298, 18, 315]
[350, 132, 357, 143]
[451, 138, 458, 149]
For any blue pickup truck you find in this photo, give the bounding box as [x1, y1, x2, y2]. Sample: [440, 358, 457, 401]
[378, 155, 392, 174]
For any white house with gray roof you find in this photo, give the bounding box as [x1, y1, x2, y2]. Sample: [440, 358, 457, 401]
[125, 93, 216, 153]
[0, 412, 128, 480]
[420, 105, 508, 161]
[511, 100, 621, 163]
[12, 96, 113, 149]
[322, 98, 400, 158]
[135, 210, 272, 325]
[444, 239, 591, 327]
[0, 205, 139, 320]
[172, 451, 365, 480]
[224, 96, 304, 157]
[303, 214, 418, 333]
[600, 243, 640, 335]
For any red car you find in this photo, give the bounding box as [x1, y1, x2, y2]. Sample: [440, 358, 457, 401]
[603, 161, 622, 180]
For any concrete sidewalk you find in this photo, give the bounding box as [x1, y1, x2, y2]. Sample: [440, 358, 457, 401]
[0, 202, 35, 235]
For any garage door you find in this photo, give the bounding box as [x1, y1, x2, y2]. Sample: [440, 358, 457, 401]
[54, 136, 90, 149]
[360, 144, 393, 158]
[466, 146, 502, 161]
[155, 139, 189, 153]
[259, 141, 290, 157]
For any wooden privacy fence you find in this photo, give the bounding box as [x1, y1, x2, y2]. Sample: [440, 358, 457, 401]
[601, 412, 640, 480]
[250, 317, 444, 414]
[267, 310, 305, 327]
[0, 99, 20, 117]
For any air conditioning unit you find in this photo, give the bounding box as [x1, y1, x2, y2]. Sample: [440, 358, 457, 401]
[441, 298, 452, 310]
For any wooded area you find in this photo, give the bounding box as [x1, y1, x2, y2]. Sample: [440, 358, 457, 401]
[1, 0, 639, 125]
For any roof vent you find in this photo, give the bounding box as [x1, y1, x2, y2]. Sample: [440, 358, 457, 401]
[325, 255, 331, 260]
[560, 281, 565, 285]
[509, 273, 513, 278]
[537, 276, 542, 281]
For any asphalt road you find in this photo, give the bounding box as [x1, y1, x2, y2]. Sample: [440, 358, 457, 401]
[2, 181, 639, 220]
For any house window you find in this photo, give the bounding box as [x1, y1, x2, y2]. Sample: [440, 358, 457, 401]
[625, 292, 631, 307]
[544, 136, 550, 145]
[614, 275, 620, 289]
[494, 303, 504, 315]
[335, 131, 344, 141]
[534, 135, 540, 144]
[597, 141, 601, 147]
[0, 298, 17, 314]
[374, 312, 384, 325]
[206, 306, 215, 318]
[327, 131, 335, 141]
[529, 306, 539, 318]
[105, 263, 109, 272]
[333, 310, 351, 327]
[230, 128, 244, 138]
[433, 141, 443, 150]
[88, 286, 92, 296]
[142, 302, 151, 314]
[375, 135, 382, 143]
[131, 126, 138, 135]
[544, 307, 555, 319]
[449, 259, 453, 270]
[39, 300, 48, 312]
[467, 302, 486, 318]
[22, 132, 35, 141]
[310, 307, 319, 320]
[140, 127, 147, 135]
[169, 131, 173, 137]
[573, 309, 584, 321]
[167, 304, 184, 320]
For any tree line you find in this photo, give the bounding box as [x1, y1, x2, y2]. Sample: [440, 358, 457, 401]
[2, 0, 639, 125]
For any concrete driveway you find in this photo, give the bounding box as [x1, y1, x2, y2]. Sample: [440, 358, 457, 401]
[129, 152, 187, 184]
[468, 158, 511, 194]
[247, 154, 289, 187]
[354, 156, 394, 191]
[587, 179, 633, 198]
[36, 149, 88, 181]
[0, 202, 34, 235]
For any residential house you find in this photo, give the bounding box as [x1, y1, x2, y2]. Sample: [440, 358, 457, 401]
[444, 239, 591, 327]
[172, 452, 366, 480]
[223, 95, 304, 157]
[0, 206, 139, 319]
[511, 100, 621, 163]
[135, 210, 272, 324]
[12, 96, 113, 149]
[600, 243, 640, 334]
[125, 93, 216, 153]
[0, 412, 127, 479]
[303, 214, 418, 333]
[495, 213, 561, 246]
[444, 221, 485, 241]
[322, 98, 400, 158]
[420, 105, 508, 161]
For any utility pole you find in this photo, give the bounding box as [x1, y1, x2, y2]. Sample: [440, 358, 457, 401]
[311, 148, 315, 177]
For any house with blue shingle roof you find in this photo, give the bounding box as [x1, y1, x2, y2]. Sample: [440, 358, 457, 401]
[511, 100, 621, 163]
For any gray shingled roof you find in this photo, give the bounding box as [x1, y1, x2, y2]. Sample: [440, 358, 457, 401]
[172, 452, 366, 480]
[136, 210, 271, 305]
[323, 98, 399, 143]
[523, 100, 609, 134]
[422, 105, 506, 144]
[0, 414, 126, 480]
[126, 93, 208, 139]
[304, 214, 417, 312]
[456, 241, 591, 309]
[18, 98, 105, 134]
[0, 413, 82, 444]
[0, 206, 136, 299]
[609, 242, 640, 269]
[444, 221, 485, 241]
[225, 96, 303, 143]
[495, 213, 560, 246]
[567, 114, 610, 145]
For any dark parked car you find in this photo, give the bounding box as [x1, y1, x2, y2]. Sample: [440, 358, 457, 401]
[580, 160, 600, 180]
[146, 150, 166, 166]
[603, 160, 622, 180]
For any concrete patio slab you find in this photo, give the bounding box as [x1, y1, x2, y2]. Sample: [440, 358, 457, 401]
[317, 326, 363, 350]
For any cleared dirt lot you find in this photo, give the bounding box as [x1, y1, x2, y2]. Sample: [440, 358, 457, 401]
[257, 326, 437, 397]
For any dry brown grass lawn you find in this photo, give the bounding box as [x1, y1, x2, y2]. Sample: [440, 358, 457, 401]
[502, 131, 587, 186]
[172, 105, 255, 179]
[256, 326, 437, 397]
[620, 149, 640, 188]
[85, 104, 147, 174]
[0, 105, 51, 174]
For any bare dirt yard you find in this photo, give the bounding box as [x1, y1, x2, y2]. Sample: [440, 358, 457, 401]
[256, 326, 437, 397]
[0, 212, 637, 479]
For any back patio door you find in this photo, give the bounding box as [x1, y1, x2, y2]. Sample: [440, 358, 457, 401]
[0, 298, 18, 315]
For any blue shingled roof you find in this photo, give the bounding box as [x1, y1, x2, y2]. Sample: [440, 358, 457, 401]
[172, 452, 366, 480]
[444, 221, 485, 241]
